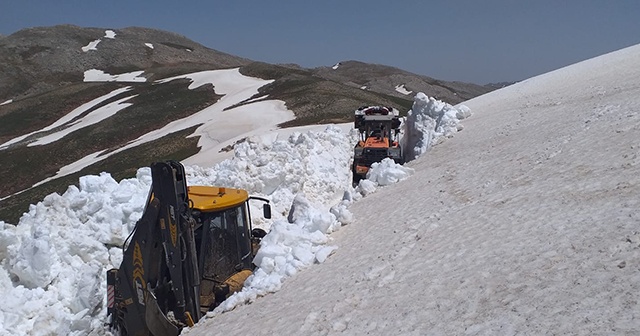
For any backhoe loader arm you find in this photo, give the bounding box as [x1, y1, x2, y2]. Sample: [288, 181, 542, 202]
[107, 161, 201, 336]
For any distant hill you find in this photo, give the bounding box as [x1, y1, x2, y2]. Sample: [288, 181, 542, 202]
[312, 60, 492, 104]
[0, 24, 494, 223]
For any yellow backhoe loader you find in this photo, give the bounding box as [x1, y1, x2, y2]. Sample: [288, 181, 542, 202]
[106, 160, 271, 336]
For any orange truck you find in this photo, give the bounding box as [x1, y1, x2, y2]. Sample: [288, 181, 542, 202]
[352, 106, 404, 183]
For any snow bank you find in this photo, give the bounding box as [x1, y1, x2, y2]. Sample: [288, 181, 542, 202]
[402, 92, 471, 160]
[186, 125, 355, 229]
[0, 170, 151, 335]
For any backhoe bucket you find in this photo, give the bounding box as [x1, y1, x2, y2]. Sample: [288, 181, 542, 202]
[145, 289, 180, 336]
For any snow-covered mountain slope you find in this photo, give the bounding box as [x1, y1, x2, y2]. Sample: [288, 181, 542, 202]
[185, 44, 640, 335]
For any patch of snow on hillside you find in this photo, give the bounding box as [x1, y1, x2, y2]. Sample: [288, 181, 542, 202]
[28, 95, 138, 147]
[149, 69, 294, 166]
[83, 69, 147, 82]
[81, 39, 101, 52]
[0, 87, 133, 150]
[145, 43, 154, 49]
[104, 30, 116, 39]
[332, 62, 340, 70]
[0, 99, 12, 106]
[395, 84, 413, 95]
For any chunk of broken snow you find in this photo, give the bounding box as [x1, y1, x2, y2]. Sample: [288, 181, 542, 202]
[455, 104, 472, 119]
[315, 246, 338, 263]
[356, 179, 377, 196]
[330, 200, 353, 225]
[366, 158, 414, 186]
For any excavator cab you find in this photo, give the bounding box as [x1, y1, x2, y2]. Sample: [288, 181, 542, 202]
[106, 161, 271, 336]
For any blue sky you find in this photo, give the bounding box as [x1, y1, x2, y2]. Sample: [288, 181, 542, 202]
[1, 1, 639, 84]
